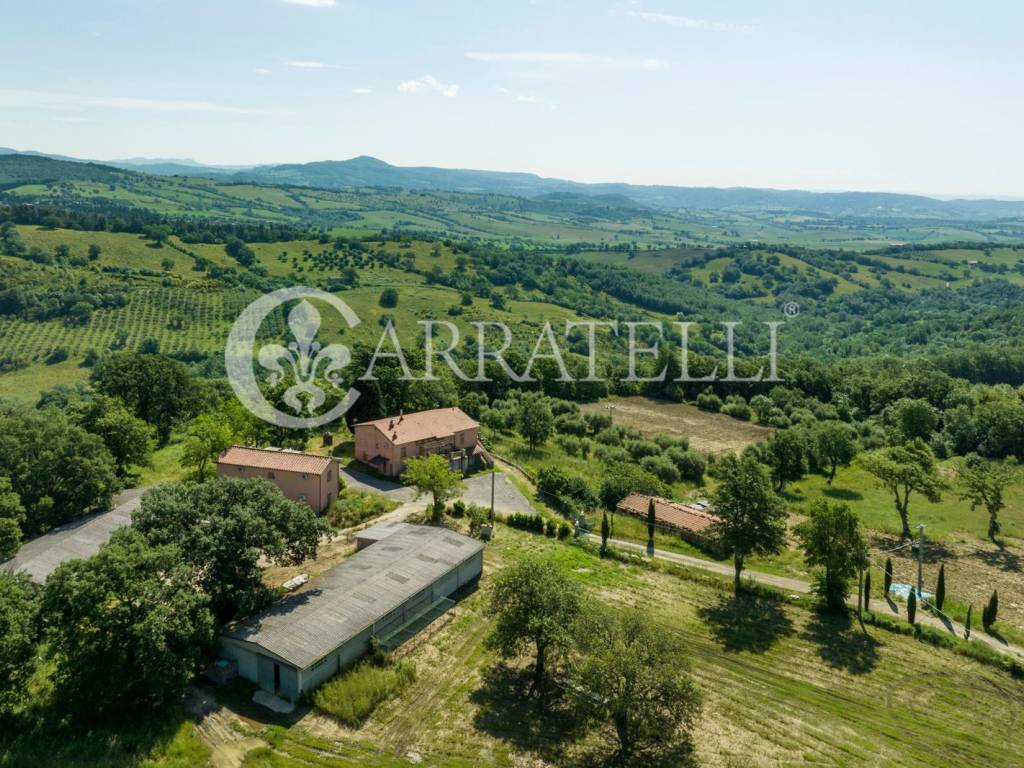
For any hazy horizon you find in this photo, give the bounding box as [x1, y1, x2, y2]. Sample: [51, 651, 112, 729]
[2, 0, 1021, 197]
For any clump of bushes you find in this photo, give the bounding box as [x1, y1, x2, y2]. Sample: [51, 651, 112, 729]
[313, 659, 416, 727]
[696, 390, 723, 412]
[506, 512, 572, 539]
[328, 490, 399, 529]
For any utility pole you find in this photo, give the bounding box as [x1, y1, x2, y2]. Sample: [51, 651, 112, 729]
[916, 523, 926, 598]
[490, 468, 495, 524]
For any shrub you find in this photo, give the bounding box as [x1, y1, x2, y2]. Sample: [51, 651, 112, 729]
[595, 428, 622, 446]
[313, 660, 416, 727]
[625, 439, 661, 460]
[328, 491, 399, 529]
[666, 447, 706, 484]
[722, 402, 752, 421]
[449, 499, 467, 518]
[378, 288, 399, 307]
[696, 391, 722, 412]
[653, 433, 688, 451]
[594, 444, 630, 465]
[555, 434, 582, 456]
[545, 519, 557, 537]
[554, 413, 588, 436]
[584, 411, 612, 434]
[45, 347, 69, 365]
[640, 454, 680, 485]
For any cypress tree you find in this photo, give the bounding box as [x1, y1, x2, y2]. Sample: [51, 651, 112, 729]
[965, 604, 972, 640]
[884, 557, 893, 597]
[983, 590, 999, 631]
[647, 497, 656, 550]
[907, 589, 917, 625]
[600, 511, 610, 556]
[935, 564, 946, 611]
[864, 570, 872, 612]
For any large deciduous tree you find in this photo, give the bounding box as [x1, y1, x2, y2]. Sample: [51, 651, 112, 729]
[91, 352, 200, 445]
[67, 392, 155, 475]
[182, 413, 235, 480]
[485, 555, 583, 695]
[0, 406, 118, 536]
[795, 499, 867, 611]
[402, 454, 465, 521]
[41, 529, 213, 721]
[0, 477, 25, 561]
[0, 572, 38, 715]
[516, 391, 554, 452]
[598, 463, 666, 511]
[859, 439, 946, 539]
[957, 453, 1016, 542]
[814, 420, 858, 484]
[571, 609, 701, 760]
[132, 479, 330, 623]
[710, 454, 787, 593]
[762, 429, 808, 492]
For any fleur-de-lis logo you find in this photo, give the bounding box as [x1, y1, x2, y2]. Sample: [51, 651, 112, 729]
[257, 300, 351, 414]
[225, 287, 361, 430]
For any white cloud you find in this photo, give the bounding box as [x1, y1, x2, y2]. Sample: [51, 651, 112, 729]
[352, 87, 372, 94]
[282, 0, 336, 6]
[516, 94, 538, 103]
[0, 88, 283, 115]
[398, 75, 460, 98]
[254, 68, 271, 75]
[464, 51, 670, 72]
[629, 11, 750, 33]
[285, 59, 338, 70]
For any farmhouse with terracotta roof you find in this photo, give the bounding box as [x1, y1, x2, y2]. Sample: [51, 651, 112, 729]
[216, 446, 339, 513]
[353, 406, 489, 477]
[616, 493, 722, 549]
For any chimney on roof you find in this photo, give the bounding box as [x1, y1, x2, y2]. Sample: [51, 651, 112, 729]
[398, 409, 403, 423]
[388, 419, 394, 429]
[392, 432, 398, 440]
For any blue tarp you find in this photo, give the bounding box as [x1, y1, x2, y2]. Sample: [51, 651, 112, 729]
[890, 583, 934, 601]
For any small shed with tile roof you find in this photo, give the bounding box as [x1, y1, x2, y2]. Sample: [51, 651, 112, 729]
[616, 493, 722, 548]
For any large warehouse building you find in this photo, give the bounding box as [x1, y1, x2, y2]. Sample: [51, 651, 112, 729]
[219, 523, 483, 702]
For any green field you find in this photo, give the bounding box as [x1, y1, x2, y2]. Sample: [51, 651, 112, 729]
[205, 528, 1024, 767]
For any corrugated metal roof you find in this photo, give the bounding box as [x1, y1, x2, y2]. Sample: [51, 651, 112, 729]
[353, 407, 478, 445]
[0, 490, 142, 584]
[217, 446, 335, 474]
[225, 525, 483, 669]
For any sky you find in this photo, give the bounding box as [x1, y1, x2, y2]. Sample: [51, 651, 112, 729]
[1, 0, 1022, 197]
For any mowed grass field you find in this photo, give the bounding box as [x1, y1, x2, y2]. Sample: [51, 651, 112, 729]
[207, 527, 1024, 768]
[581, 396, 774, 455]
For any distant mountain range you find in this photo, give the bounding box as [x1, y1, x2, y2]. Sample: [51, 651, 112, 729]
[2, 147, 1023, 220]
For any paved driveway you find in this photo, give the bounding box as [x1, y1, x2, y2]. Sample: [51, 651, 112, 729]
[341, 466, 532, 515]
[340, 466, 416, 502]
[459, 472, 534, 514]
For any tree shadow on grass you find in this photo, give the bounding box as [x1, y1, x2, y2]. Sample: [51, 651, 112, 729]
[822, 487, 863, 502]
[972, 546, 1022, 573]
[697, 592, 795, 654]
[570, 736, 698, 768]
[802, 609, 879, 675]
[470, 663, 589, 764]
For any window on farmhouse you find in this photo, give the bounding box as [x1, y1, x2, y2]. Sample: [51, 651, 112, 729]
[268, 471, 275, 479]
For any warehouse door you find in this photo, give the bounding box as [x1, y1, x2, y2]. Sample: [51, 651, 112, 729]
[257, 654, 276, 693]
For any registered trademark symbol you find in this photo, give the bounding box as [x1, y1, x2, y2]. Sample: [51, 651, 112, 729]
[783, 301, 800, 318]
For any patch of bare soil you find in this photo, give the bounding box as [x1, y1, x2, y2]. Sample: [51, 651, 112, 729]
[582, 396, 772, 455]
[184, 686, 265, 768]
[870, 533, 1024, 629]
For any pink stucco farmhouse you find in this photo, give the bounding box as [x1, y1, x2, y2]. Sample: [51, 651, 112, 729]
[353, 407, 489, 477]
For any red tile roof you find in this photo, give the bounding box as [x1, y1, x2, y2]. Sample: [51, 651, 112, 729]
[616, 494, 721, 535]
[354, 407, 478, 445]
[217, 446, 335, 475]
